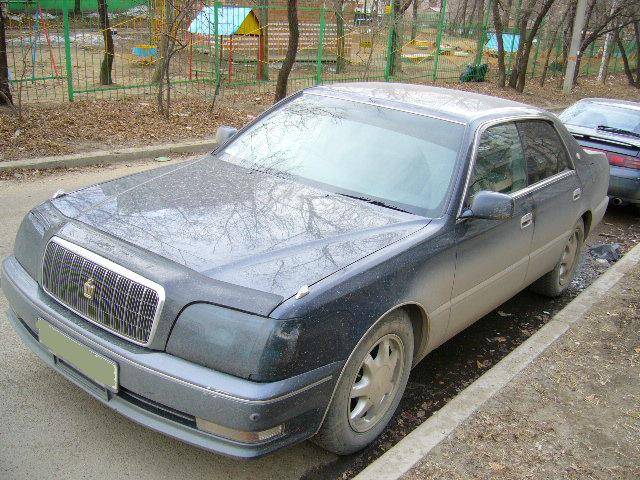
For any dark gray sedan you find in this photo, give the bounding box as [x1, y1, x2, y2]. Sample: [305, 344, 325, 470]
[1, 83, 609, 458]
[559, 98, 640, 208]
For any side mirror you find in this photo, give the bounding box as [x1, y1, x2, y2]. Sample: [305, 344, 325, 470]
[216, 125, 238, 145]
[460, 190, 515, 221]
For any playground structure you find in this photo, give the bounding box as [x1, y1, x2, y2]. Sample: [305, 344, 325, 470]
[3, 1, 638, 104]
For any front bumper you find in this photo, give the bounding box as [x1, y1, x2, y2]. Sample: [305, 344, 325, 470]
[1, 255, 341, 458]
[609, 165, 640, 204]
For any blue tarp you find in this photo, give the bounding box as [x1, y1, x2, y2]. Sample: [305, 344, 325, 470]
[486, 33, 520, 53]
[188, 6, 253, 36]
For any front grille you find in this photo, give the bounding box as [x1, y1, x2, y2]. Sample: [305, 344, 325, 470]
[42, 238, 163, 345]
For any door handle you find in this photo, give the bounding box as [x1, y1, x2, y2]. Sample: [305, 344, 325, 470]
[521, 212, 533, 229]
[573, 188, 581, 201]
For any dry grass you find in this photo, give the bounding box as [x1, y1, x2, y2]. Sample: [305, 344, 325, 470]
[1, 74, 638, 162]
[405, 266, 640, 480]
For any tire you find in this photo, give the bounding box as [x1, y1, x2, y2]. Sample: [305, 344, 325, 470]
[313, 310, 414, 455]
[530, 219, 584, 298]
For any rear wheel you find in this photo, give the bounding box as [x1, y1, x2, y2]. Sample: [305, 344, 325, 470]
[530, 219, 584, 297]
[313, 310, 413, 455]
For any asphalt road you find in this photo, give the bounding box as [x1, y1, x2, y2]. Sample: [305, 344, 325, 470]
[0, 159, 337, 480]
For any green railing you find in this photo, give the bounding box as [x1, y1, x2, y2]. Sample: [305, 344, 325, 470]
[3, 0, 635, 105]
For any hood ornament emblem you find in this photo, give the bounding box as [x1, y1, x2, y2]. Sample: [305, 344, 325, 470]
[83, 278, 96, 300]
[295, 285, 310, 300]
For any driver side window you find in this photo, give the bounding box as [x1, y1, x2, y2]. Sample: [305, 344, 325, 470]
[468, 122, 527, 200]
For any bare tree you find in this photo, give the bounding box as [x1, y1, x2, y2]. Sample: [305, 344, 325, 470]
[0, 2, 12, 106]
[98, 0, 115, 85]
[491, 0, 507, 87]
[152, 0, 200, 117]
[389, 0, 416, 76]
[411, 0, 420, 42]
[274, 0, 299, 101]
[616, 20, 640, 88]
[508, 0, 556, 92]
[571, 0, 640, 86]
[597, 0, 618, 83]
[539, 4, 570, 86]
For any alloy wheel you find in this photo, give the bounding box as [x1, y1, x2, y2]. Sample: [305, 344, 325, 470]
[348, 334, 405, 433]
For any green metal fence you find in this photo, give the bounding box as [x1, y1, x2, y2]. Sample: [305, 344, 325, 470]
[3, 0, 637, 105]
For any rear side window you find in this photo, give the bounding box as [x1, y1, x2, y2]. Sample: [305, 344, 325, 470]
[517, 121, 571, 184]
[468, 122, 527, 197]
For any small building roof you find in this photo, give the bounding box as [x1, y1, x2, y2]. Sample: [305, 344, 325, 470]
[189, 6, 260, 36]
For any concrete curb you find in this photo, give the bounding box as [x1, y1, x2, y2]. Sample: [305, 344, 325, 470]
[0, 138, 218, 173]
[354, 240, 640, 480]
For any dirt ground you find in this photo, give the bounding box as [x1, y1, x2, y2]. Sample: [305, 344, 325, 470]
[1, 74, 639, 162]
[403, 264, 640, 480]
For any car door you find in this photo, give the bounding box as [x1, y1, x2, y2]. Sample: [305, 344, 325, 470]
[448, 121, 535, 338]
[515, 120, 583, 285]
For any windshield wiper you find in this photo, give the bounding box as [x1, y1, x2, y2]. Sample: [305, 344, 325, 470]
[338, 193, 410, 213]
[596, 125, 640, 139]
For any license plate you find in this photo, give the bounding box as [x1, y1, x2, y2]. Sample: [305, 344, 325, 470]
[37, 319, 118, 392]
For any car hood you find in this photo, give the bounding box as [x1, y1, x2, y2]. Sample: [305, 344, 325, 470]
[51, 156, 429, 299]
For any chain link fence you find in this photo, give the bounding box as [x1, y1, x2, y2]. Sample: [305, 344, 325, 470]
[3, 0, 638, 105]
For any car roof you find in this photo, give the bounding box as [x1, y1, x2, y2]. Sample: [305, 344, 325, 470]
[575, 98, 640, 112]
[305, 82, 545, 125]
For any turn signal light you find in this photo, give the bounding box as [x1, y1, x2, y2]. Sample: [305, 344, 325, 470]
[196, 418, 284, 444]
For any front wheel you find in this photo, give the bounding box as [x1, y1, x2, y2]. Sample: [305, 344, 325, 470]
[530, 218, 584, 297]
[313, 310, 414, 455]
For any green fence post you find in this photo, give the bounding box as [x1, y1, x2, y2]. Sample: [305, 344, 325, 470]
[62, 7, 74, 102]
[316, 6, 326, 85]
[384, 4, 395, 81]
[474, 0, 491, 67]
[530, 19, 544, 78]
[432, 0, 447, 81]
[214, 1, 221, 90]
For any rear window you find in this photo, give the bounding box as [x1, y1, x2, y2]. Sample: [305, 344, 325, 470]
[560, 102, 640, 134]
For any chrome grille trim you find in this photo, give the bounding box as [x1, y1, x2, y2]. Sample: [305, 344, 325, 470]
[41, 237, 165, 347]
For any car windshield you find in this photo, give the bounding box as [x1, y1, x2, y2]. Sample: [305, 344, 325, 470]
[560, 102, 640, 134]
[220, 93, 465, 217]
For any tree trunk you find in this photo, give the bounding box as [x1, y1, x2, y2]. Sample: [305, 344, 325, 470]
[598, 27, 615, 83]
[615, 30, 636, 86]
[274, 0, 299, 102]
[335, 0, 346, 73]
[152, 0, 173, 84]
[0, 4, 12, 105]
[98, 0, 114, 85]
[411, 0, 419, 42]
[492, 0, 506, 87]
[258, 0, 269, 80]
[508, 14, 528, 88]
[390, 0, 404, 76]
[75, 0, 82, 15]
[540, 9, 568, 87]
[508, 0, 555, 92]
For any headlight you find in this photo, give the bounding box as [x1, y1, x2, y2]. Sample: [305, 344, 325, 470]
[166, 303, 300, 380]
